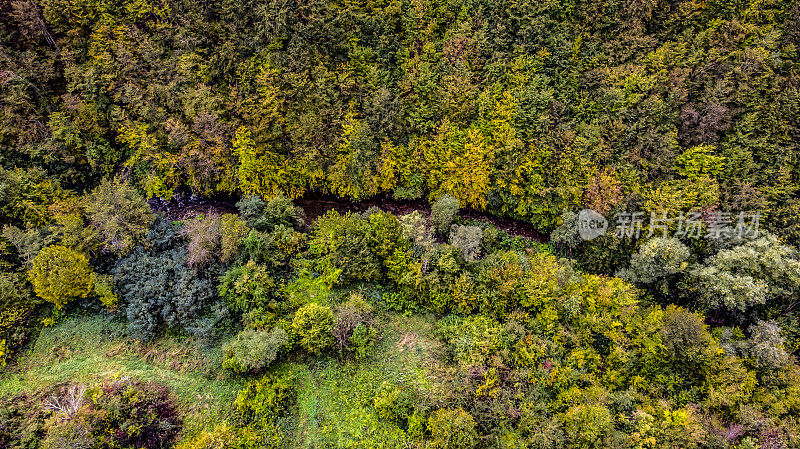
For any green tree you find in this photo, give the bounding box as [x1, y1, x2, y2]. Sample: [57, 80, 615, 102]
[430, 194, 459, 236]
[84, 179, 154, 256]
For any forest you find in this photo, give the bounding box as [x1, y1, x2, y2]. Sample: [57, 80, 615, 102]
[1, 0, 800, 447]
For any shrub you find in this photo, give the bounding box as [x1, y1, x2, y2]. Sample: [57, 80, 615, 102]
[2, 225, 54, 266]
[333, 292, 375, 357]
[220, 214, 250, 262]
[91, 274, 119, 310]
[292, 303, 335, 354]
[218, 261, 278, 315]
[222, 327, 288, 374]
[33, 381, 182, 449]
[235, 367, 300, 423]
[236, 195, 304, 232]
[689, 265, 769, 313]
[243, 225, 306, 270]
[92, 380, 182, 449]
[0, 272, 39, 365]
[436, 315, 506, 366]
[174, 422, 260, 449]
[431, 195, 459, 236]
[184, 214, 223, 268]
[368, 210, 409, 263]
[427, 408, 478, 449]
[184, 213, 249, 268]
[29, 245, 94, 309]
[747, 320, 790, 369]
[114, 219, 217, 340]
[689, 235, 800, 315]
[309, 211, 380, 284]
[562, 404, 613, 448]
[449, 225, 483, 262]
[374, 381, 416, 425]
[84, 179, 154, 255]
[549, 210, 583, 250]
[661, 306, 716, 380]
[399, 211, 435, 249]
[349, 323, 377, 361]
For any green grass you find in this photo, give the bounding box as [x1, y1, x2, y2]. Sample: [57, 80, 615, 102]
[290, 312, 449, 448]
[0, 315, 244, 431]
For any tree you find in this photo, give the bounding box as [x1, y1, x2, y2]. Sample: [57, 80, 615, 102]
[29, 245, 93, 309]
[449, 225, 483, 262]
[427, 408, 478, 449]
[84, 179, 154, 256]
[688, 235, 800, 315]
[431, 194, 460, 236]
[236, 195, 304, 232]
[113, 219, 216, 340]
[617, 237, 690, 297]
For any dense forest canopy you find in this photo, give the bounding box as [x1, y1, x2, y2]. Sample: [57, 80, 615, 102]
[2, 0, 800, 448]
[2, 0, 799, 232]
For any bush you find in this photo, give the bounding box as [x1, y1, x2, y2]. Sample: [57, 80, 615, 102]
[0, 272, 39, 365]
[399, 211, 435, 249]
[449, 225, 483, 262]
[218, 261, 278, 315]
[92, 380, 182, 449]
[309, 211, 381, 284]
[2, 225, 54, 266]
[747, 320, 790, 369]
[114, 219, 217, 340]
[235, 367, 300, 423]
[688, 235, 800, 315]
[333, 292, 375, 357]
[236, 195, 304, 232]
[183, 214, 220, 268]
[184, 213, 249, 268]
[292, 303, 335, 354]
[84, 179, 154, 256]
[661, 306, 716, 380]
[436, 315, 506, 366]
[91, 274, 119, 310]
[174, 422, 260, 449]
[374, 381, 417, 426]
[368, 210, 409, 263]
[427, 408, 478, 449]
[562, 404, 613, 448]
[431, 195, 459, 236]
[29, 381, 182, 449]
[243, 225, 305, 270]
[550, 210, 583, 250]
[222, 327, 288, 374]
[29, 245, 94, 309]
[220, 214, 250, 261]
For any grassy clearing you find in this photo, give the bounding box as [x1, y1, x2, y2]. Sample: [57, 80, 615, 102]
[0, 315, 244, 431]
[291, 311, 448, 448]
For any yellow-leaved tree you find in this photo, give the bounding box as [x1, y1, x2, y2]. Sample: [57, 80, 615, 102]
[29, 245, 94, 309]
